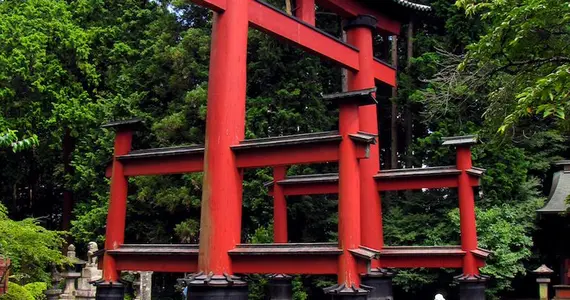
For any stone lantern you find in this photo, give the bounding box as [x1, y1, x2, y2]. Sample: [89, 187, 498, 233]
[532, 264, 554, 300]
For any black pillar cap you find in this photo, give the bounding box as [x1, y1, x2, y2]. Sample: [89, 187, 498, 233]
[343, 15, 378, 31]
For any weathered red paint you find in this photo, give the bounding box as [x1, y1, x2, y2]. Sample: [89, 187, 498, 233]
[102, 130, 133, 282]
[316, 0, 401, 34]
[296, 0, 315, 25]
[346, 21, 384, 271]
[456, 146, 479, 275]
[273, 166, 288, 243]
[197, 0, 249, 275]
[337, 101, 362, 287]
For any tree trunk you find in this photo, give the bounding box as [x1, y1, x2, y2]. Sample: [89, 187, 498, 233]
[390, 35, 398, 169]
[61, 128, 75, 233]
[404, 20, 414, 168]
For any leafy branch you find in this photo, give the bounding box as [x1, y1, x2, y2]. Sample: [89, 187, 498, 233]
[0, 130, 39, 152]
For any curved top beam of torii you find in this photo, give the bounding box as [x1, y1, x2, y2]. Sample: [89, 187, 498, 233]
[189, 0, 405, 87]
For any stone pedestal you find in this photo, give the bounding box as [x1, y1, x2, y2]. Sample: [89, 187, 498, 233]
[95, 281, 125, 300]
[554, 285, 570, 300]
[323, 284, 369, 300]
[60, 271, 82, 299]
[77, 242, 102, 300]
[268, 274, 292, 300]
[455, 274, 488, 300]
[76, 266, 101, 299]
[361, 268, 394, 300]
[44, 266, 63, 300]
[181, 272, 248, 300]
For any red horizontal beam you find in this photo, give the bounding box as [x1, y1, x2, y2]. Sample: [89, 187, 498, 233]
[269, 182, 338, 196]
[267, 173, 480, 196]
[316, 0, 401, 35]
[377, 176, 460, 191]
[113, 255, 198, 273]
[124, 156, 204, 177]
[374, 60, 397, 86]
[235, 141, 367, 168]
[106, 142, 367, 177]
[189, 0, 397, 86]
[248, 1, 359, 71]
[378, 255, 464, 269]
[231, 255, 369, 274]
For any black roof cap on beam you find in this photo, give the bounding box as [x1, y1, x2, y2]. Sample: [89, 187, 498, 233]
[101, 118, 143, 130]
[323, 88, 377, 106]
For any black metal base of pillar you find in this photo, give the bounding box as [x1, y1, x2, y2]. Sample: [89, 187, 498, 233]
[180, 272, 249, 300]
[268, 274, 292, 300]
[455, 274, 488, 300]
[94, 281, 125, 300]
[361, 269, 394, 300]
[324, 284, 369, 300]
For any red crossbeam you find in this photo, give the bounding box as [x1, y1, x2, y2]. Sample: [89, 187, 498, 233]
[376, 176, 460, 191]
[106, 141, 369, 177]
[266, 169, 482, 196]
[114, 255, 198, 273]
[377, 246, 488, 269]
[232, 255, 340, 274]
[187, 0, 396, 87]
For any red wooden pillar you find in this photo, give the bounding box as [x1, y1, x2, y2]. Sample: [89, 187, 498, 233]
[336, 101, 363, 290]
[273, 166, 288, 243]
[191, 0, 249, 295]
[296, 0, 315, 26]
[456, 145, 479, 276]
[345, 16, 384, 261]
[101, 122, 136, 283]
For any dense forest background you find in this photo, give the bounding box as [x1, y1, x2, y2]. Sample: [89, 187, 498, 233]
[1, 0, 569, 299]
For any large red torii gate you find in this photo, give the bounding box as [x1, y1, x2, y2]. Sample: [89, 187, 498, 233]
[96, 0, 490, 299]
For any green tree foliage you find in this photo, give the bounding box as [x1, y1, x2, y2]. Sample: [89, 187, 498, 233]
[0, 204, 66, 283]
[22, 282, 47, 300]
[0, 282, 34, 300]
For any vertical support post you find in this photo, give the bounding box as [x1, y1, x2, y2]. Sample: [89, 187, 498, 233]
[273, 166, 288, 243]
[97, 120, 140, 299]
[448, 135, 487, 300]
[344, 14, 392, 300]
[296, 0, 315, 26]
[186, 0, 249, 298]
[325, 15, 376, 300]
[346, 16, 384, 256]
[102, 128, 133, 283]
[456, 145, 478, 276]
[269, 168, 293, 299]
